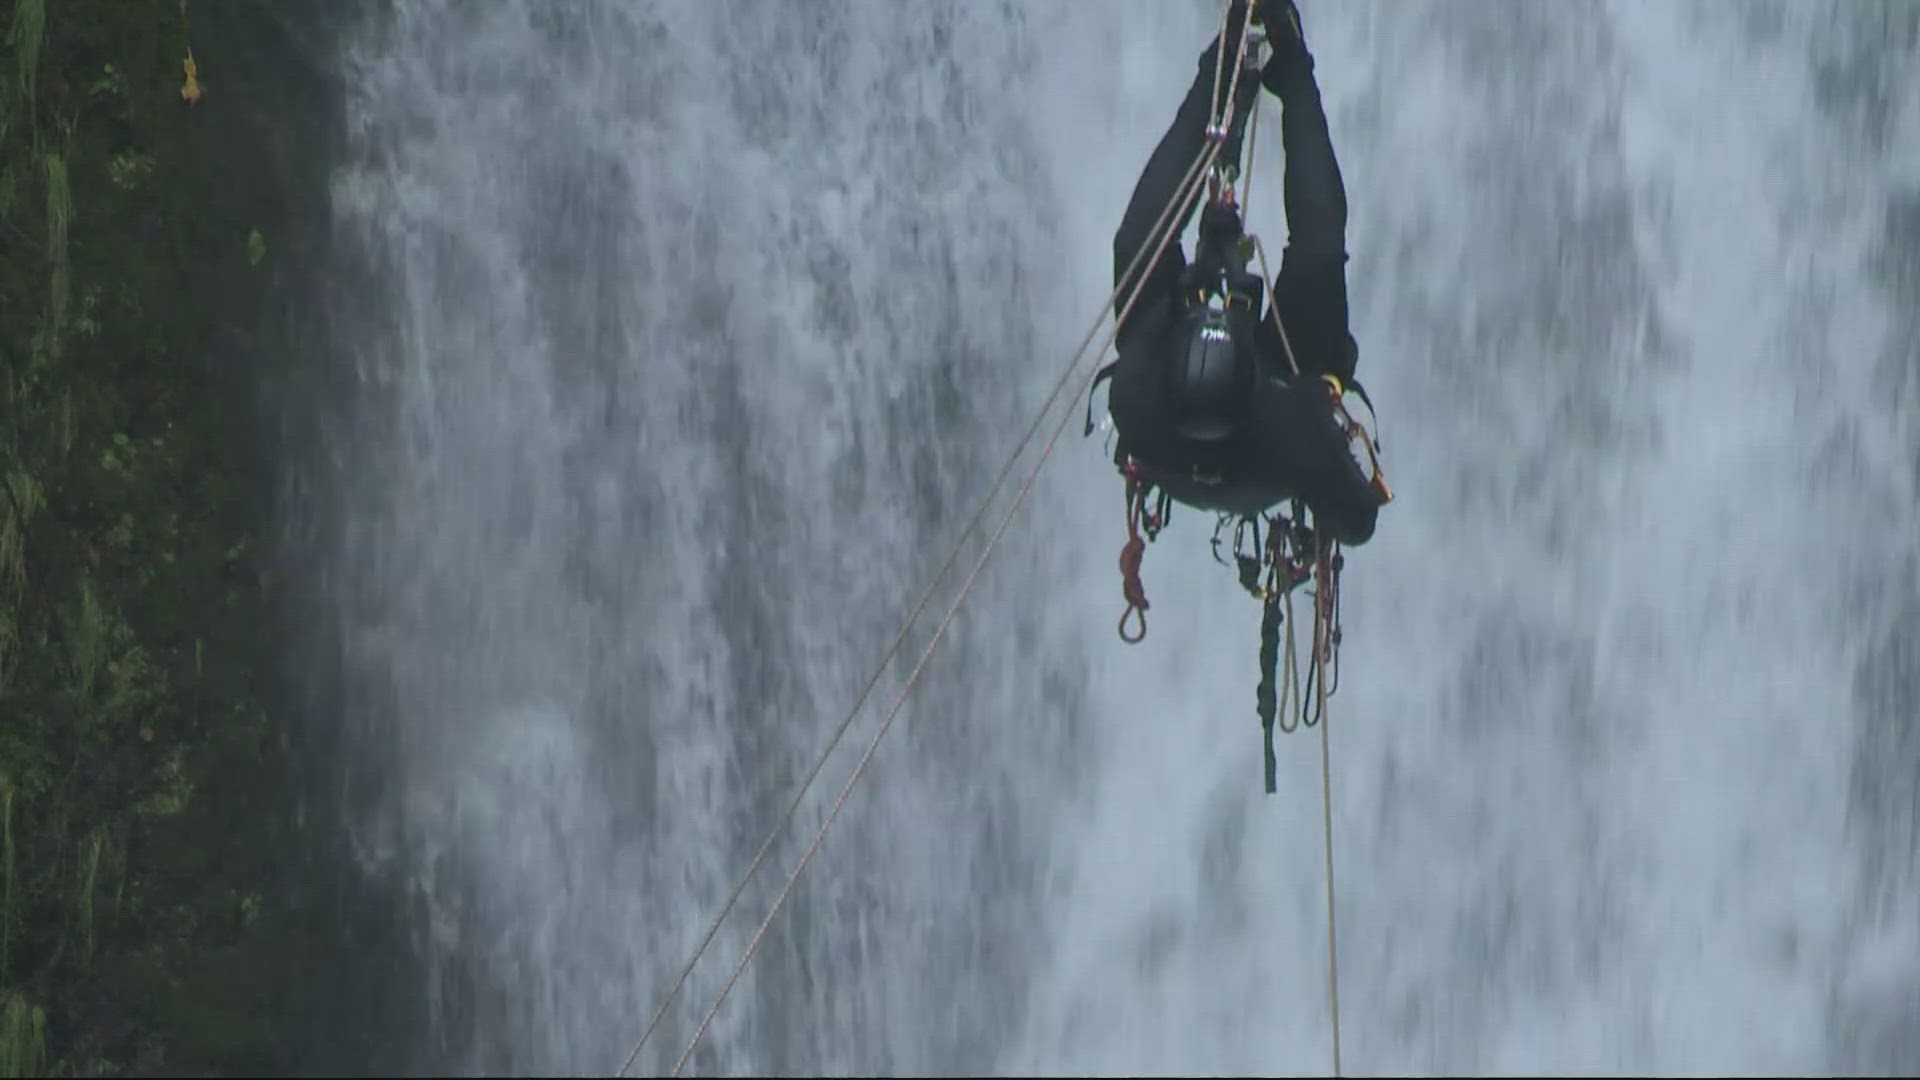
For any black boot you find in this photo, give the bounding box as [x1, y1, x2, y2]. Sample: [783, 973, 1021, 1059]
[1259, 0, 1318, 98]
[1200, 1, 1262, 76]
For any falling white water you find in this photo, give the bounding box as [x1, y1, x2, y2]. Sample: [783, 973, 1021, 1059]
[1017, 1, 1920, 1075]
[311, 1, 1081, 1073]
[293, 0, 1920, 1075]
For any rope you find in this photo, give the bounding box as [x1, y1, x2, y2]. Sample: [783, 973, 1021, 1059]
[1206, 1, 1252, 146]
[616, 364, 1109, 1076]
[1256, 588, 1281, 792]
[670, 127, 1230, 1070]
[1125, 18, 1352, 1067]
[1208, 30, 1354, 1064]
[1314, 537, 1342, 1077]
[1239, 89, 1261, 216]
[1110, 0, 1261, 648]
[616, 41, 1245, 1076]
[1262, 529, 1348, 1078]
[1237, 18, 1349, 1070]
[646, 24, 1260, 1071]
[671, 285, 1153, 1071]
[1118, 481, 1150, 643]
[1279, 575, 1301, 732]
[1249, 234, 1302, 379]
[618, 6, 1291, 1074]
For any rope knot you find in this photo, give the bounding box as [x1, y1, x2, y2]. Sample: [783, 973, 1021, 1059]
[1118, 534, 1149, 643]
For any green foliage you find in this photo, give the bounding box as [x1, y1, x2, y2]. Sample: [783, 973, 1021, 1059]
[7, 0, 45, 123]
[2, 785, 15, 983]
[1, 0, 295, 1073]
[106, 148, 152, 190]
[0, 992, 48, 1079]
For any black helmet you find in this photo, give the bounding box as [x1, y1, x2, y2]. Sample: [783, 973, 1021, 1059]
[1168, 303, 1253, 441]
[1168, 200, 1261, 442]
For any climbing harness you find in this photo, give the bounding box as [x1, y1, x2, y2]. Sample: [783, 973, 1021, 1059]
[620, 3, 1355, 1076]
[1209, 503, 1313, 781]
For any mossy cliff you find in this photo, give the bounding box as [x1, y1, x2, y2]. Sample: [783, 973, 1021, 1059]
[3, 1, 340, 1073]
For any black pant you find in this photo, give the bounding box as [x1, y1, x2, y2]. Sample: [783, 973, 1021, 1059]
[1107, 35, 1377, 545]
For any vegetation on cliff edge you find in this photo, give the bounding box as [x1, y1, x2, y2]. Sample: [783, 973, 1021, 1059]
[2, 0, 294, 1073]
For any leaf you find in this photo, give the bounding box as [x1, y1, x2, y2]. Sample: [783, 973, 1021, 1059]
[246, 228, 265, 267]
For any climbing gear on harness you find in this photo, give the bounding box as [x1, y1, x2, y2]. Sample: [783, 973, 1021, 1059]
[1325, 376, 1392, 505]
[1087, 0, 1370, 799]
[1117, 465, 1170, 643]
[1203, 498, 1335, 791]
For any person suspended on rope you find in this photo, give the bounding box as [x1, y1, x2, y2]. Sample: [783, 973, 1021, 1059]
[1101, 0, 1388, 547]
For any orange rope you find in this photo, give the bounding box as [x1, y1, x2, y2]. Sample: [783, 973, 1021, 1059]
[1118, 481, 1151, 643]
